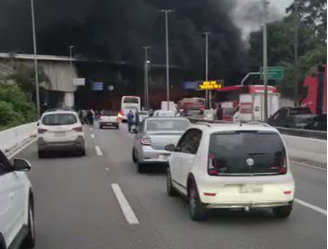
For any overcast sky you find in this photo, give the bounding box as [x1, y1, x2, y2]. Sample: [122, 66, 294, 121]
[234, 0, 294, 39]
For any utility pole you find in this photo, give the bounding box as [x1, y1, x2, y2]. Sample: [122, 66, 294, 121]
[262, 0, 269, 122]
[161, 9, 173, 110]
[30, 0, 40, 118]
[293, 0, 299, 107]
[143, 46, 150, 108]
[204, 32, 210, 109]
[69, 45, 74, 84]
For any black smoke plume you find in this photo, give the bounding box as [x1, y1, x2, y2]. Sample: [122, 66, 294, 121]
[0, 0, 247, 84]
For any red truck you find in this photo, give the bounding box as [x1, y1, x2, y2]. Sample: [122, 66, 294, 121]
[301, 64, 327, 115]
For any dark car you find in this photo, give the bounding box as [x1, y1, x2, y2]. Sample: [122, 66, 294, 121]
[268, 107, 316, 128]
[304, 114, 327, 131]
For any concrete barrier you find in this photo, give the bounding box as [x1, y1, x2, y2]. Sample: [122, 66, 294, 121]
[283, 135, 327, 165]
[0, 122, 37, 156]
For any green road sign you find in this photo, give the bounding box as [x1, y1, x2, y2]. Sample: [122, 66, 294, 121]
[260, 67, 283, 80]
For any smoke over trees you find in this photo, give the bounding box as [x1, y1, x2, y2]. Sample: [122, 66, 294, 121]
[0, 0, 247, 83]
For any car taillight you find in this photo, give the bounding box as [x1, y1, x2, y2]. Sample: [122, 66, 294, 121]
[73, 126, 83, 132]
[141, 137, 151, 146]
[274, 153, 287, 174]
[38, 128, 47, 134]
[208, 153, 219, 176]
[121, 110, 124, 115]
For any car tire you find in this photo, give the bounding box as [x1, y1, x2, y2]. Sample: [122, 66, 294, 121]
[273, 203, 293, 219]
[132, 148, 137, 163]
[99, 125, 103, 129]
[38, 150, 45, 159]
[137, 163, 145, 174]
[188, 182, 207, 221]
[24, 197, 36, 248]
[116, 125, 119, 130]
[79, 148, 86, 157]
[167, 169, 178, 196]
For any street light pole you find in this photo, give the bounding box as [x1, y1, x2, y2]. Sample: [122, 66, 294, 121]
[161, 9, 173, 110]
[69, 45, 74, 84]
[30, 0, 40, 118]
[293, 0, 299, 107]
[204, 32, 210, 109]
[262, 0, 269, 122]
[143, 46, 150, 108]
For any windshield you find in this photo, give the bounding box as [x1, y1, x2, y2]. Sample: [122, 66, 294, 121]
[138, 111, 148, 115]
[123, 97, 139, 104]
[209, 132, 286, 175]
[146, 119, 189, 131]
[42, 113, 78, 126]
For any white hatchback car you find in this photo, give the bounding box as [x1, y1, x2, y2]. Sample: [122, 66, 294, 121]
[165, 122, 295, 221]
[37, 110, 86, 158]
[0, 150, 35, 249]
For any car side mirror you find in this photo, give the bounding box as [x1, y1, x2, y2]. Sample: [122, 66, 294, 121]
[165, 143, 175, 152]
[13, 159, 31, 171]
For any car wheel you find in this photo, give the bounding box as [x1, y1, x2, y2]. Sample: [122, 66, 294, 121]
[273, 203, 293, 219]
[99, 125, 103, 129]
[116, 125, 119, 130]
[25, 197, 36, 248]
[79, 148, 86, 157]
[132, 148, 137, 163]
[188, 182, 207, 221]
[167, 169, 178, 196]
[38, 150, 45, 158]
[137, 163, 145, 173]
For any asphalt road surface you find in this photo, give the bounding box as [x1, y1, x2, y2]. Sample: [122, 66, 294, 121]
[15, 123, 327, 249]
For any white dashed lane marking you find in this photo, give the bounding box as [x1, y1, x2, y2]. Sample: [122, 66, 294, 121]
[111, 183, 139, 225]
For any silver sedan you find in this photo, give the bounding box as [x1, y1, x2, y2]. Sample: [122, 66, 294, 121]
[132, 117, 190, 173]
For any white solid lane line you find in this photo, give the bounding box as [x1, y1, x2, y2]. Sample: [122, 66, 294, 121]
[295, 198, 327, 215]
[95, 146, 103, 156]
[91, 134, 95, 138]
[291, 160, 327, 171]
[111, 183, 139, 225]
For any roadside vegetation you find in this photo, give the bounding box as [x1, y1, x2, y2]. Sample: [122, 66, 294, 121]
[0, 84, 36, 131]
[248, 0, 327, 98]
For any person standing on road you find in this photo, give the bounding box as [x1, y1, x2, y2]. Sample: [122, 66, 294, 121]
[127, 110, 134, 132]
[216, 103, 223, 120]
[87, 109, 94, 127]
[135, 111, 140, 130]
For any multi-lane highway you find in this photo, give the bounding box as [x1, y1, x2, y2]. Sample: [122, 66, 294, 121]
[15, 123, 327, 249]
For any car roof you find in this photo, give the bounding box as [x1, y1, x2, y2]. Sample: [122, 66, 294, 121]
[41, 110, 77, 116]
[146, 117, 189, 121]
[190, 122, 279, 133]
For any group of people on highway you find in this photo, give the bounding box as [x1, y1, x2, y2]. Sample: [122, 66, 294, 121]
[79, 109, 96, 127]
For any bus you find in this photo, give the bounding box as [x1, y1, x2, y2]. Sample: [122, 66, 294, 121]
[120, 96, 141, 121]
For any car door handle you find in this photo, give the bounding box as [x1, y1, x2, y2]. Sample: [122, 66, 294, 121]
[9, 193, 15, 199]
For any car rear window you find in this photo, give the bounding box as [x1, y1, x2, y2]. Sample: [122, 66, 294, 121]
[42, 113, 78, 126]
[102, 111, 117, 116]
[146, 119, 189, 131]
[290, 108, 311, 115]
[209, 131, 286, 175]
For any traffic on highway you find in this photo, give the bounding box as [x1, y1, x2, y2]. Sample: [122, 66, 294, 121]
[0, 0, 327, 248]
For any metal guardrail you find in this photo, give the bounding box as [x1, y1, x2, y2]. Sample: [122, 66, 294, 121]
[188, 118, 327, 140]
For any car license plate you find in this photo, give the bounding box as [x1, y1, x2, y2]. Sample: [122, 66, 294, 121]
[239, 184, 262, 193]
[55, 131, 66, 136]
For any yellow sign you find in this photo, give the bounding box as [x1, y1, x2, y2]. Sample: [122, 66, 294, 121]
[198, 81, 222, 90]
